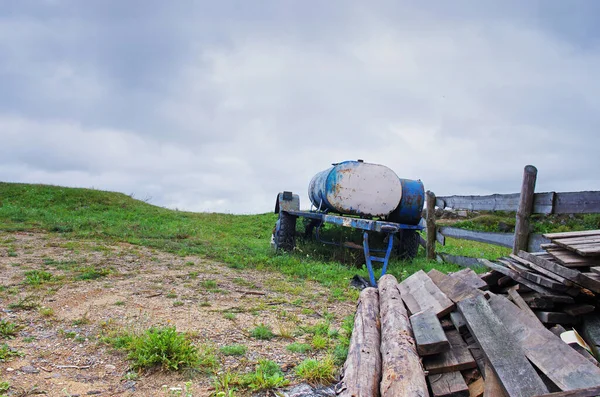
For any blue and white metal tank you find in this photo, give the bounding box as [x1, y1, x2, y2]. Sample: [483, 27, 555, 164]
[308, 160, 424, 225]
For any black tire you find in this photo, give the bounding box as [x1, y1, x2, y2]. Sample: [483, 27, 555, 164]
[272, 211, 297, 252]
[397, 229, 419, 260]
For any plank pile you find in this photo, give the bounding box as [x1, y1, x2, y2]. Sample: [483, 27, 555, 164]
[337, 260, 600, 397]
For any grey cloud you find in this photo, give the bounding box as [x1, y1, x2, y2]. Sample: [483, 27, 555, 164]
[1, 1, 599, 213]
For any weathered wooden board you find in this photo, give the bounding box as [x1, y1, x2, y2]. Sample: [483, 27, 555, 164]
[468, 377, 484, 397]
[478, 259, 574, 298]
[581, 314, 600, 361]
[462, 333, 486, 377]
[428, 269, 484, 303]
[507, 287, 539, 321]
[423, 329, 476, 375]
[549, 325, 600, 367]
[554, 241, 600, 257]
[410, 309, 450, 356]
[438, 226, 514, 248]
[449, 268, 488, 290]
[378, 275, 429, 397]
[518, 251, 600, 293]
[435, 192, 554, 214]
[484, 360, 508, 397]
[590, 266, 600, 275]
[546, 247, 600, 268]
[500, 258, 571, 292]
[534, 311, 579, 325]
[544, 230, 600, 239]
[520, 291, 574, 304]
[532, 385, 600, 397]
[337, 287, 381, 397]
[399, 270, 455, 318]
[488, 294, 600, 390]
[562, 304, 595, 316]
[553, 191, 600, 214]
[457, 295, 548, 396]
[450, 311, 467, 334]
[429, 371, 469, 397]
[509, 254, 575, 286]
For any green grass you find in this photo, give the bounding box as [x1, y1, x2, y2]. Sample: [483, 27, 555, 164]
[0, 183, 466, 293]
[0, 320, 22, 339]
[242, 359, 288, 392]
[0, 344, 23, 362]
[24, 270, 55, 285]
[295, 357, 336, 384]
[250, 324, 274, 340]
[103, 326, 215, 372]
[286, 342, 311, 354]
[220, 344, 247, 356]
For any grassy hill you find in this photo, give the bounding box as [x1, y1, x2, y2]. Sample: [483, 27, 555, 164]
[0, 182, 483, 293]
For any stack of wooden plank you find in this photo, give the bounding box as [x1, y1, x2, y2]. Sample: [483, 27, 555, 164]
[337, 260, 600, 397]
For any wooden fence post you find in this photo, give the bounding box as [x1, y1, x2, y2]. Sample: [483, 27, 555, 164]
[513, 165, 537, 254]
[426, 191, 437, 260]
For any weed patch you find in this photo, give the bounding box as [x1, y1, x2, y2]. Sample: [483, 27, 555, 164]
[104, 326, 214, 372]
[295, 356, 335, 384]
[250, 324, 274, 340]
[0, 320, 22, 339]
[220, 344, 247, 356]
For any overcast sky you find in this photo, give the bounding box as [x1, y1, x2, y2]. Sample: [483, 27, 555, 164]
[1, 1, 599, 214]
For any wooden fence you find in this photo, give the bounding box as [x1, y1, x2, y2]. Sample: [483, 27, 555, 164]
[426, 165, 600, 266]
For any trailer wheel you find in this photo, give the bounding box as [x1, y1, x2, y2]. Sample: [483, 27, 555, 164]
[397, 229, 419, 260]
[272, 211, 296, 252]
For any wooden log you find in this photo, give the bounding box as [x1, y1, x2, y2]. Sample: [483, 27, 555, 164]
[532, 385, 600, 397]
[449, 268, 488, 290]
[336, 287, 381, 397]
[410, 309, 450, 356]
[581, 314, 600, 361]
[487, 294, 600, 390]
[513, 165, 537, 255]
[484, 360, 508, 397]
[399, 270, 455, 318]
[427, 269, 484, 303]
[429, 371, 469, 397]
[377, 275, 428, 397]
[427, 191, 437, 260]
[457, 295, 549, 396]
[518, 251, 600, 293]
[423, 329, 477, 375]
[507, 287, 539, 321]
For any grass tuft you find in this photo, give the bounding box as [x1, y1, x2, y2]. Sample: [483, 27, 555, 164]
[250, 324, 274, 340]
[220, 344, 247, 356]
[295, 356, 336, 384]
[104, 326, 215, 372]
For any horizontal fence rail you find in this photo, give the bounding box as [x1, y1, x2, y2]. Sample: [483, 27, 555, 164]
[436, 191, 600, 215]
[436, 227, 550, 253]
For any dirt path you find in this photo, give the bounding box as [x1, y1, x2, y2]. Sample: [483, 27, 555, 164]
[0, 232, 354, 396]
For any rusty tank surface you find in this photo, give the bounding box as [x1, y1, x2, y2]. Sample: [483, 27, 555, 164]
[308, 160, 424, 224]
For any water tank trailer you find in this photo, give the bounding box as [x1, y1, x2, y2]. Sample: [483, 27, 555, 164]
[273, 160, 425, 286]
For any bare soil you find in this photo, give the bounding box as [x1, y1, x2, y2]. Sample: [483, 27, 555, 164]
[0, 232, 354, 396]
